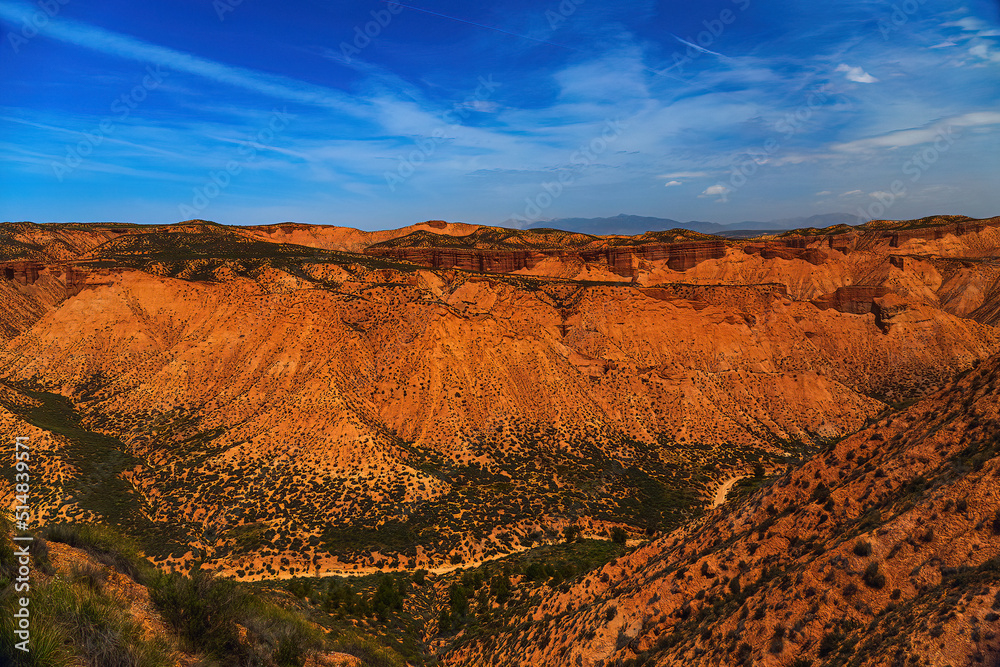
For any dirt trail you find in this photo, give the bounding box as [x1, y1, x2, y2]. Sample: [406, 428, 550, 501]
[227, 532, 642, 582]
[711, 476, 746, 508]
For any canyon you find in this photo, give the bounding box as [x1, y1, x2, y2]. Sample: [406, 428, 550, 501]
[0, 214, 998, 665]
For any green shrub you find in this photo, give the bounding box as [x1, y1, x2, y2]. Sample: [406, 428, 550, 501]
[490, 573, 511, 605]
[32, 536, 54, 576]
[149, 569, 322, 665]
[563, 525, 582, 543]
[5, 577, 172, 667]
[42, 523, 148, 583]
[70, 561, 109, 593]
[329, 631, 403, 667]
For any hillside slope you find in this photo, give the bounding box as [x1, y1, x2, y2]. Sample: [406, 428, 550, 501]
[0, 217, 997, 582]
[443, 353, 1000, 666]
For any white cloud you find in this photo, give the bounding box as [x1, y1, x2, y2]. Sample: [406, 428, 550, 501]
[455, 100, 501, 113]
[832, 111, 1000, 152]
[969, 43, 1000, 63]
[699, 184, 730, 202]
[663, 180, 682, 187]
[869, 190, 904, 199]
[930, 41, 958, 48]
[658, 171, 709, 178]
[835, 64, 878, 84]
[840, 190, 864, 196]
[815, 190, 832, 196]
[944, 17, 992, 32]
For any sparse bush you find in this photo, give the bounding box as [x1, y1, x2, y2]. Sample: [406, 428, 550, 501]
[563, 525, 582, 543]
[769, 625, 785, 654]
[863, 562, 886, 589]
[819, 631, 845, 656]
[735, 642, 753, 665]
[490, 573, 511, 605]
[811, 483, 831, 504]
[438, 607, 452, 634]
[853, 539, 872, 557]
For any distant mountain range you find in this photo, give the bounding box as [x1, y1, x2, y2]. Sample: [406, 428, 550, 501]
[527, 212, 864, 236]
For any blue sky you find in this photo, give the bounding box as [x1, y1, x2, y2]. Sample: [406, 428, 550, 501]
[0, 0, 998, 229]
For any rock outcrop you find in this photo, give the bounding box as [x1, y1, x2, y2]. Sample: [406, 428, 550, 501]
[366, 239, 728, 276]
[811, 285, 890, 314]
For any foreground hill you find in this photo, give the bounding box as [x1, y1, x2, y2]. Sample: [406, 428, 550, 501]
[0, 215, 997, 583]
[0, 520, 400, 666]
[443, 351, 1000, 666]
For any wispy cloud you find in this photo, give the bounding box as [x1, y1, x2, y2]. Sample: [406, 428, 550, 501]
[0, 1, 363, 114]
[671, 34, 725, 58]
[659, 171, 709, 179]
[832, 112, 1000, 152]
